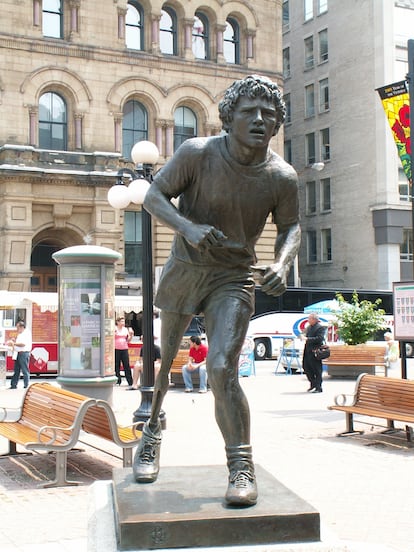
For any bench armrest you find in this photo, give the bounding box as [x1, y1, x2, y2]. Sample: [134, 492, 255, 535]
[120, 421, 145, 438]
[0, 406, 22, 422]
[36, 422, 78, 445]
[333, 393, 356, 407]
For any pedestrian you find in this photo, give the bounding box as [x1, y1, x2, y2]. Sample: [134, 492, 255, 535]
[384, 331, 399, 371]
[129, 342, 161, 390]
[133, 74, 300, 507]
[8, 321, 32, 389]
[114, 316, 133, 386]
[182, 336, 208, 393]
[302, 313, 326, 393]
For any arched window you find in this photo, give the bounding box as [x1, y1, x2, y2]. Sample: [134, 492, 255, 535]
[126, 2, 144, 50]
[122, 100, 148, 159]
[223, 18, 240, 64]
[174, 106, 197, 151]
[192, 12, 209, 60]
[42, 0, 63, 38]
[39, 92, 67, 150]
[160, 7, 177, 55]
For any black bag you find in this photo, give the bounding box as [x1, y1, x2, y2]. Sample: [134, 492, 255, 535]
[313, 344, 330, 360]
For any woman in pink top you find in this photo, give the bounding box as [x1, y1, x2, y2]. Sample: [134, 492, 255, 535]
[114, 317, 133, 386]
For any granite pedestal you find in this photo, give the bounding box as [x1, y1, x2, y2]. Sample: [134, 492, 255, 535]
[112, 465, 320, 550]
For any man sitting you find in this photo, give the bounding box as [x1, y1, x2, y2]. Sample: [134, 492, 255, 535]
[182, 336, 208, 393]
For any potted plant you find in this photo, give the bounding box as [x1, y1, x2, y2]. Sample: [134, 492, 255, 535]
[334, 291, 386, 345]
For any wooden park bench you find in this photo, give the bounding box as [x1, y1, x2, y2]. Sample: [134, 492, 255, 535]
[0, 382, 142, 487]
[325, 344, 387, 377]
[328, 373, 414, 441]
[170, 349, 193, 388]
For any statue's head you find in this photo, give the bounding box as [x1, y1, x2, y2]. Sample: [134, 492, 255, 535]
[218, 75, 286, 135]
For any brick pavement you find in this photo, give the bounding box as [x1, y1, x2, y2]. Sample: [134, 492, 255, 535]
[0, 362, 413, 551]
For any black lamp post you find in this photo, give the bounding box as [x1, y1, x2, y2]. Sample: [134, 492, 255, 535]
[107, 140, 165, 425]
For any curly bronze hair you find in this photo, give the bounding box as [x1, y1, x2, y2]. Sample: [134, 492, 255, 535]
[218, 74, 286, 134]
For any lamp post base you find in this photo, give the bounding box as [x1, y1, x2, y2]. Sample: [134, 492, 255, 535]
[133, 386, 166, 429]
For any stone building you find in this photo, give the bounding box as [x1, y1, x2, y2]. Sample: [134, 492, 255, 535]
[0, 0, 283, 294]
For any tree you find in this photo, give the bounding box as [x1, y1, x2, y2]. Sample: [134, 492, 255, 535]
[334, 292, 386, 345]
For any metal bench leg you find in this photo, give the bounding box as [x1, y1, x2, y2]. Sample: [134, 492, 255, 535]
[338, 413, 364, 436]
[123, 448, 133, 468]
[42, 451, 79, 488]
[0, 440, 32, 457]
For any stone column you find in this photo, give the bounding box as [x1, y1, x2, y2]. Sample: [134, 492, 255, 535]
[151, 14, 161, 54]
[114, 113, 123, 153]
[216, 24, 226, 64]
[165, 120, 174, 158]
[118, 8, 127, 40]
[183, 18, 195, 60]
[246, 30, 255, 62]
[74, 112, 83, 150]
[69, 0, 80, 34]
[28, 105, 38, 146]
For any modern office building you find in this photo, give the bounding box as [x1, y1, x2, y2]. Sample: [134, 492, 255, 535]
[283, 0, 414, 290]
[0, 0, 283, 294]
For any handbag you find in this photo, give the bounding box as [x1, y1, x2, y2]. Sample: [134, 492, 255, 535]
[313, 344, 330, 361]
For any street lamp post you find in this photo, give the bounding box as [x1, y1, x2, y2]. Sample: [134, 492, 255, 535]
[107, 140, 164, 425]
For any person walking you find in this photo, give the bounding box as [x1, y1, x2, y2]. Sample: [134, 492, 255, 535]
[8, 321, 32, 389]
[182, 336, 208, 393]
[133, 74, 300, 507]
[302, 313, 326, 393]
[114, 317, 133, 386]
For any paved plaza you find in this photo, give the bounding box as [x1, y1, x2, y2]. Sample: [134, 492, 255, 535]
[0, 361, 414, 551]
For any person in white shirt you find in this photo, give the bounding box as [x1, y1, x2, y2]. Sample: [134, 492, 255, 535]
[8, 321, 32, 389]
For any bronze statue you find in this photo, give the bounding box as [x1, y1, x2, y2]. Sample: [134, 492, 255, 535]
[133, 74, 300, 506]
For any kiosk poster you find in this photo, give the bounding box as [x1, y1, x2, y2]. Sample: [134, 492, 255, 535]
[393, 282, 414, 341]
[60, 265, 102, 376]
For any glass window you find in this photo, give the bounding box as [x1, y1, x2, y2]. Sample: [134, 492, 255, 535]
[306, 181, 317, 214]
[39, 92, 67, 150]
[284, 140, 292, 164]
[304, 0, 313, 21]
[305, 84, 315, 117]
[399, 167, 411, 201]
[319, 78, 329, 112]
[320, 128, 330, 161]
[321, 177, 331, 211]
[192, 12, 209, 60]
[126, 2, 143, 50]
[223, 18, 240, 64]
[174, 107, 197, 151]
[401, 228, 413, 261]
[304, 36, 314, 69]
[122, 100, 148, 159]
[124, 211, 143, 277]
[319, 29, 328, 62]
[321, 228, 332, 262]
[160, 7, 177, 55]
[43, 0, 62, 38]
[284, 93, 291, 124]
[283, 0, 290, 31]
[306, 132, 316, 165]
[318, 0, 328, 14]
[283, 47, 291, 78]
[307, 230, 317, 263]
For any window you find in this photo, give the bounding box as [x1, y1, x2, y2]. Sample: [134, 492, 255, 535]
[401, 229, 413, 261]
[320, 177, 331, 211]
[284, 93, 291, 124]
[319, 78, 329, 112]
[306, 181, 317, 214]
[304, 0, 313, 21]
[283, 47, 291, 78]
[304, 36, 314, 69]
[320, 128, 330, 161]
[126, 2, 143, 50]
[223, 18, 240, 64]
[283, 0, 290, 31]
[321, 228, 332, 262]
[284, 140, 292, 164]
[319, 29, 328, 62]
[124, 211, 143, 277]
[122, 100, 148, 159]
[305, 84, 315, 118]
[174, 106, 197, 151]
[307, 230, 317, 263]
[43, 0, 63, 38]
[318, 0, 328, 14]
[306, 132, 316, 165]
[192, 12, 209, 60]
[399, 167, 411, 201]
[160, 7, 177, 55]
[39, 92, 67, 150]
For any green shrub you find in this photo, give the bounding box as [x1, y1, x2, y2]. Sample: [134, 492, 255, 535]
[334, 292, 386, 345]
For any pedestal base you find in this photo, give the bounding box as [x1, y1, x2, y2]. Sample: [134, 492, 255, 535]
[112, 465, 320, 551]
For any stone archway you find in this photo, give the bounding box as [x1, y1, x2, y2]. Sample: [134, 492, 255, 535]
[31, 228, 83, 292]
